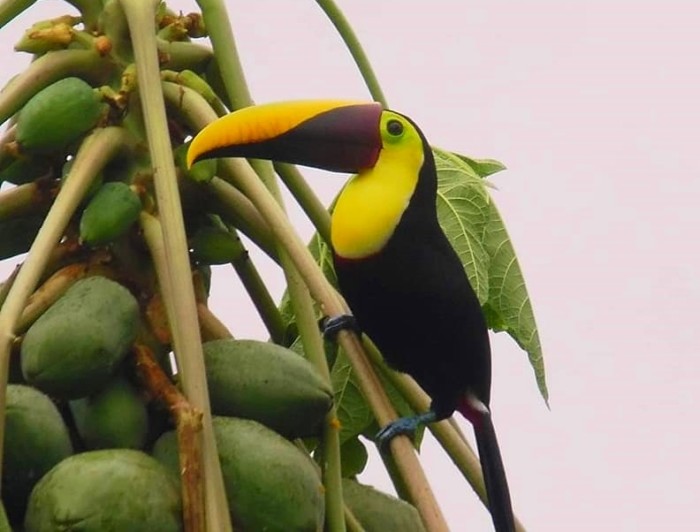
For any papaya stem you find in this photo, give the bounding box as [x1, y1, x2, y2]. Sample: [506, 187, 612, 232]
[133, 342, 204, 532]
[0, 124, 17, 169]
[119, 1, 230, 530]
[196, 4, 349, 527]
[279, 246, 348, 532]
[344, 505, 366, 532]
[189, 265, 234, 342]
[223, 227, 287, 344]
[207, 177, 277, 262]
[280, 252, 349, 532]
[0, 48, 108, 124]
[139, 213, 224, 532]
[197, 303, 234, 342]
[65, 0, 102, 32]
[139, 212, 180, 348]
[162, 80, 285, 342]
[0, 265, 20, 310]
[17, 262, 92, 333]
[0, 0, 37, 30]
[0, 126, 130, 489]
[157, 39, 213, 73]
[0, 180, 56, 222]
[160, 81, 276, 259]
[160, 70, 227, 117]
[195, 0, 251, 111]
[315, 0, 387, 106]
[286, 262, 347, 530]
[274, 162, 332, 245]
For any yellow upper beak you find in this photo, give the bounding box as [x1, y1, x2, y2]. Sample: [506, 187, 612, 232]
[187, 100, 383, 173]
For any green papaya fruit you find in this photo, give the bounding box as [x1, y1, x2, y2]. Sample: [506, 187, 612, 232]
[0, 213, 43, 260]
[69, 376, 148, 450]
[342, 478, 426, 532]
[24, 449, 182, 532]
[153, 417, 324, 532]
[2, 385, 73, 523]
[174, 141, 216, 183]
[203, 339, 333, 438]
[61, 156, 102, 201]
[151, 430, 179, 474]
[79, 182, 141, 246]
[189, 226, 239, 264]
[21, 276, 140, 398]
[15, 77, 104, 154]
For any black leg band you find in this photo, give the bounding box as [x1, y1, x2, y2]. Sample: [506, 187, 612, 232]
[321, 314, 361, 340]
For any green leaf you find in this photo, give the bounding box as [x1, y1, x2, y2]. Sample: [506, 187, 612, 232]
[278, 231, 335, 346]
[330, 347, 420, 446]
[310, 230, 337, 285]
[433, 147, 548, 402]
[330, 351, 374, 444]
[482, 199, 548, 403]
[451, 152, 507, 178]
[434, 148, 491, 304]
[339, 437, 369, 478]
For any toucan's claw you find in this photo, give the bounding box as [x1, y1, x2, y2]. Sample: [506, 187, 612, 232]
[321, 314, 361, 340]
[375, 411, 438, 450]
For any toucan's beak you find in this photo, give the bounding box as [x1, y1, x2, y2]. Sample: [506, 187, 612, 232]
[187, 100, 383, 173]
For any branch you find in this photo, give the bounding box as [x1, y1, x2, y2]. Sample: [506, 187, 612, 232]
[315, 0, 387, 106]
[0, 48, 108, 124]
[133, 342, 204, 532]
[196, 4, 349, 528]
[119, 1, 230, 529]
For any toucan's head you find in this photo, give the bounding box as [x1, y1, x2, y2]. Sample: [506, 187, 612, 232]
[187, 100, 427, 174]
[188, 100, 431, 259]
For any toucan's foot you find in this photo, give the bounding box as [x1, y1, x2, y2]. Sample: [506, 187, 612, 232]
[375, 411, 438, 449]
[321, 314, 360, 340]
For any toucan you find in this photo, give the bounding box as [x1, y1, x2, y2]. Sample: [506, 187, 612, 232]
[187, 100, 515, 532]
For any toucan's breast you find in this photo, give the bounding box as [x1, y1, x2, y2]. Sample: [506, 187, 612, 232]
[333, 215, 492, 408]
[331, 150, 421, 259]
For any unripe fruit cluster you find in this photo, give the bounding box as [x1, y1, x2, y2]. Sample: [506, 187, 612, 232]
[0, 3, 426, 531]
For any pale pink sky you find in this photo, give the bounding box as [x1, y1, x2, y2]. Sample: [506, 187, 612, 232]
[2, 1, 699, 530]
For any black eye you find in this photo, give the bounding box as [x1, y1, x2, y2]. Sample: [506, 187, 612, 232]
[386, 119, 404, 136]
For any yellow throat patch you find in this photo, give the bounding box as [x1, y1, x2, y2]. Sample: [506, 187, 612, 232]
[331, 111, 425, 259]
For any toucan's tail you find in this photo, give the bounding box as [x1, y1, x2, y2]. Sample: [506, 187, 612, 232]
[459, 396, 515, 532]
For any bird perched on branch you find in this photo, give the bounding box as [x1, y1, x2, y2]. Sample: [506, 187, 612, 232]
[188, 100, 515, 532]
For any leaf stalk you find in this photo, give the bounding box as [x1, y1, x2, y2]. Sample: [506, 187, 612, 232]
[119, 0, 230, 529]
